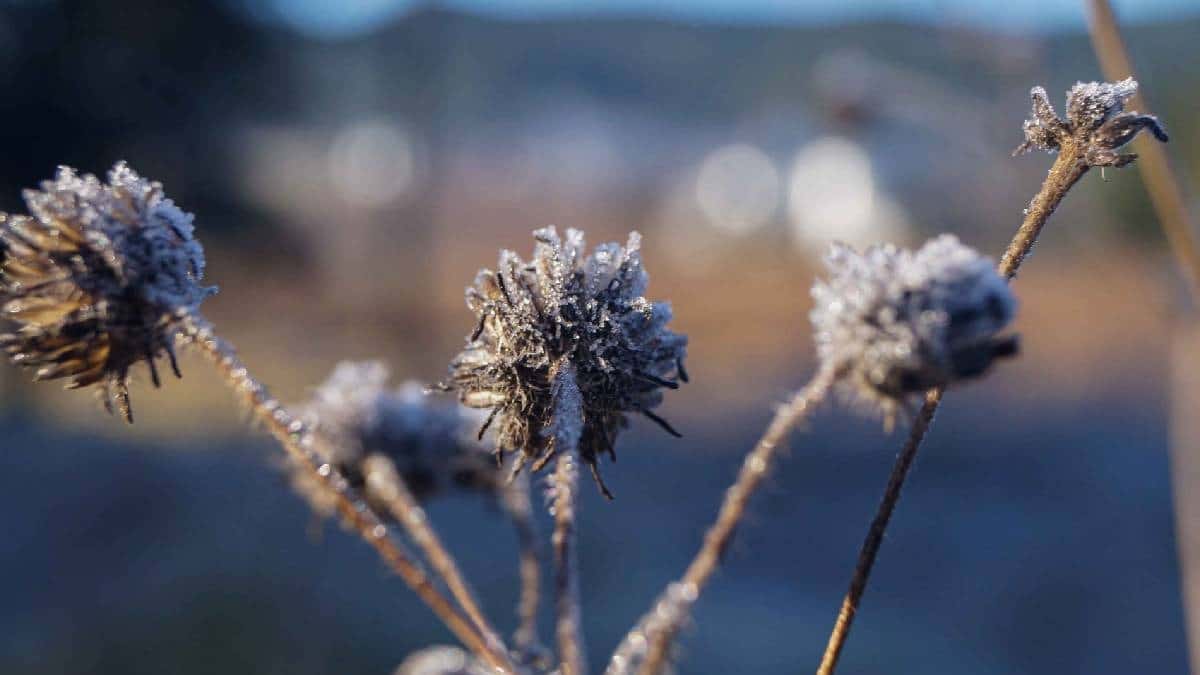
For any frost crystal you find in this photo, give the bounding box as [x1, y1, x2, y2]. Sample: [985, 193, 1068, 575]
[1014, 77, 1168, 167]
[289, 361, 499, 519]
[811, 235, 1018, 425]
[441, 227, 688, 498]
[393, 646, 493, 675]
[0, 163, 214, 421]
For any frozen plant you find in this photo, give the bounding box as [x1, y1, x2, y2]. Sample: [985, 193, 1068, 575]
[1015, 77, 1168, 167]
[441, 226, 688, 498]
[810, 234, 1019, 427]
[0, 163, 214, 421]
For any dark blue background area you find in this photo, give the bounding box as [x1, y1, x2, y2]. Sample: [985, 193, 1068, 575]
[0, 389, 1183, 674]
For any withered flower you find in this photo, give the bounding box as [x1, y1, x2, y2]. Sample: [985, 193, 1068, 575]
[289, 361, 499, 519]
[0, 163, 213, 421]
[1014, 77, 1168, 167]
[441, 227, 687, 498]
[810, 235, 1018, 426]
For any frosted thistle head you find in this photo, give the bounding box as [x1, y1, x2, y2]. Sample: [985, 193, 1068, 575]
[289, 361, 500, 519]
[811, 235, 1019, 426]
[1014, 77, 1168, 167]
[440, 227, 688, 498]
[0, 163, 213, 421]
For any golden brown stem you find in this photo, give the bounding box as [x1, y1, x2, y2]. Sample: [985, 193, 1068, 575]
[1086, 0, 1200, 301]
[635, 364, 841, 675]
[816, 140, 1092, 675]
[551, 449, 588, 675]
[177, 311, 516, 674]
[362, 454, 510, 662]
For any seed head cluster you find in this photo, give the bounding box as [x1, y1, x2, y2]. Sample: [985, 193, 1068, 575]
[442, 227, 688, 497]
[1014, 77, 1168, 167]
[0, 163, 213, 421]
[289, 361, 500, 519]
[810, 235, 1018, 425]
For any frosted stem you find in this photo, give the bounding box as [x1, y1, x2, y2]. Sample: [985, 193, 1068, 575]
[551, 448, 588, 675]
[502, 471, 546, 658]
[177, 311, 516, 674]
[363, 454, 510, 662]
[632, 364, 841, 675]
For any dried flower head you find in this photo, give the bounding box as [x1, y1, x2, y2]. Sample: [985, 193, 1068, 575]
[394, 646, 493, 675]
[441, 227, 688, 498]
[810, 235, 1018, 425]
[0, 163, 213, 421]
[289, 361, 499, 519]
[1014, 77, 1168, 167]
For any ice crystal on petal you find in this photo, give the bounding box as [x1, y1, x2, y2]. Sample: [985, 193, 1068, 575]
[0, 163, 214, 421]
[288, 361, 499, 519]
[1014, 77, 1168, 167]
[442, 227, 687, 497]
[811, 235, 1018, 425]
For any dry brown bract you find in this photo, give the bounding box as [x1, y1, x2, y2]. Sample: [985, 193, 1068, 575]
[1014, 77, 1168, 167]
[0, 163, 213, 421]
[441, 227, 688, 498]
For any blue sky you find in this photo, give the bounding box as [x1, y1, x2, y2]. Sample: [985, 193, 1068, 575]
[249, 0, 1200, 39]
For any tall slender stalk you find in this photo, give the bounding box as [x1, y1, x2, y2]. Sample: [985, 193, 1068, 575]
[177, 311, 517, 674]
[815, 147, 1090, 675]
[362, 454, 510, 660]
[634, 363, 842, 675]
[551, 448, 587, 675]
[1086, 0, 1200, 301]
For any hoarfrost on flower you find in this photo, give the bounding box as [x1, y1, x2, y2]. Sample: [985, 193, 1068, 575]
[810, 234, 1018, 426]
[441, 227, 687, 497]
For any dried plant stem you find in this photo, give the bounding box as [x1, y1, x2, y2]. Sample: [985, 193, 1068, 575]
[635, 364, 841, 675]
[503, 472, 545, 655]
[551, 448, 588, 675]
[816, 147, 1091, 675]
[176, 311, 516, 674]
[1086, 0, 1200, 300]
[363, 455, 510, 661]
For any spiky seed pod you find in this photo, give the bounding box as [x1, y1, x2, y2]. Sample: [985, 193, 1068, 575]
[394, 646, 494, 675]
[441, 227, 688, 498]
[0, 163, 213, 421]
[288, 361, 500, 519]
[810, 235, 1019, 426]
[1014, 77, 1168, 167]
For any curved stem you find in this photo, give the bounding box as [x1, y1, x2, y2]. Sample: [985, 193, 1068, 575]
[363, 455, 510, 662]
[633, 364, 841, 675]
[816, 147, 1090, 675]
[551, 448, 587, 675]
[177, 311, 516, 674]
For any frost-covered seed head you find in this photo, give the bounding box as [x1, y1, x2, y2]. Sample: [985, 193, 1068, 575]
[441, 227, 688, 497]
[393, 646, 493, 675]
[289, 361, 499, 519]
[810, 235, 1018, 425]
[1014, 78, 1168, 167]
[0, 163, 214, 421]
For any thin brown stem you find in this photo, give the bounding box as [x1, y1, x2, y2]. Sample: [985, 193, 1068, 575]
[502, 471, 545, 657]
[816, 142, 1091, 675]
[816, 387, 941, 675]
[1086, 0, 1200, 301]
[177, 311, 516, 674]
[362, 454, 510, 661]
[634, 364, 841, 675]
[551, 448, 587, 675]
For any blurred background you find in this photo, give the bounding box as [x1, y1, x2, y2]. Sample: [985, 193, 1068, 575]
[0, 0, 1196, 672]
